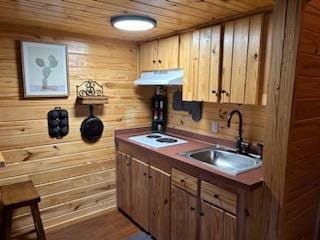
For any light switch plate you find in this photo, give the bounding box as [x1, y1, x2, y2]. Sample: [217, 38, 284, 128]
[211, 121, 219, 133]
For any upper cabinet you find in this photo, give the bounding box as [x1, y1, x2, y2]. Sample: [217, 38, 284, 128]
[180, 26, 222, 102]
[139, 36, 179, 72]
[222, 14, 264, 104]
[138, 12, 272, 106]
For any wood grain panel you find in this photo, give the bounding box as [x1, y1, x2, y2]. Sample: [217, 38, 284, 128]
[180, 32, 193, 101]
[0, 30, 150, 237]
[157, 35, 179, 70]
[230, 17, 250, 103]
[200, 201, 224, 240]
[0, 0, 273, 41]
[245, 14, 263, 104]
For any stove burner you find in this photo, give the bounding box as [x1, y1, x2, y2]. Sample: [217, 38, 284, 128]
[157, 138, 178, 143]
[146, 134, 162, 139]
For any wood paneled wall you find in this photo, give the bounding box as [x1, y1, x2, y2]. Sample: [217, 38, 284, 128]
[262, 0, 320, 239]
[0, 27, 150, 235]
[167, 87, 266, 144]
[282, 1, 320, 238]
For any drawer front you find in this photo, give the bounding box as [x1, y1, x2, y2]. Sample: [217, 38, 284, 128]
[171, 168, 198, 195]
[201, 181, 237, 215]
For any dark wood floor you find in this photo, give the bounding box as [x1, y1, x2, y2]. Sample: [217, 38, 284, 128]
[46, 210, 141, 240]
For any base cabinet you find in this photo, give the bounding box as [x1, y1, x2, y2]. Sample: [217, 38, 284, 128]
[200, 201, 237, 240]
[149, 167, 171, 240]
[131, 158, 149, 231]
[171, 185, 198, 240]
[117, 152, 132, 215]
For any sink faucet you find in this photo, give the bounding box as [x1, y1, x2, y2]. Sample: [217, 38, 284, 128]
[227, 110, 249, 154]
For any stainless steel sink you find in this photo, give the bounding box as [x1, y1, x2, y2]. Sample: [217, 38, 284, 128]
[180, 145, 262, 175]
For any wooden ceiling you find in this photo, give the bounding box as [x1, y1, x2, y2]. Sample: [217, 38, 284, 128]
[0, 0, 273, 42]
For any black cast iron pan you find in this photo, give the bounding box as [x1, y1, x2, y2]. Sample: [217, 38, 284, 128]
[81, 105, 104, 143]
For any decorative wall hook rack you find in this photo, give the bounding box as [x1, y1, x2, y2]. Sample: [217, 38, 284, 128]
[76, 80, 108, 105]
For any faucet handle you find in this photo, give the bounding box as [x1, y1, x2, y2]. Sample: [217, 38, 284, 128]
[257, 143, 264, 159]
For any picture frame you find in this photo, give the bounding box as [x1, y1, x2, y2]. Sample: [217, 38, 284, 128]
[20, 41, 69, 98]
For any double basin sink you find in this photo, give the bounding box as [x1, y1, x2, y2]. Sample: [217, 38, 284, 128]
[180, 145, 262, 175]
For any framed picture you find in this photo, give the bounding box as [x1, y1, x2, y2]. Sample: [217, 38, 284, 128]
[21, 41, 69, 98]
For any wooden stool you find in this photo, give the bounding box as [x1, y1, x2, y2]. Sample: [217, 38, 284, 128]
[0, 181, 46, 240]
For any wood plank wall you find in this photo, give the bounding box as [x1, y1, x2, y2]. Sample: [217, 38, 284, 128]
[0, 27, 150, 235]
[282, 1, 320, 238]
[167, 87, 266, 144]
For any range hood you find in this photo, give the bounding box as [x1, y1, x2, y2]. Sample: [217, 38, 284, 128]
[134, 69, 183, 86]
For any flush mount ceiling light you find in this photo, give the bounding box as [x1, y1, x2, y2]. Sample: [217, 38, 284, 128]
[111, 15, 157, 31]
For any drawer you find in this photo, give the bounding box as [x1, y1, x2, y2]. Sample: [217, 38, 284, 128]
[172, 168, 198, 195]
[201, 181, 237, 215]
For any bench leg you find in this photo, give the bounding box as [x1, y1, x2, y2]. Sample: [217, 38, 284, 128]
[1, 208, 12, 240]
[31, 203, 46, 240]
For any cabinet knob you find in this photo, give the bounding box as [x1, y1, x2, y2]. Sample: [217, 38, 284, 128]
[153, 60, 156, 64]
[143, 172, 147, 176]
[164, 199, 168, 205]
[221, 90, 230, 97]
[180, 179, 185, 183]
[190, 206, 195, 211]
[213, 194, 219, 198]
[158, 60, 162, 64]
[200, 212, 205, 216]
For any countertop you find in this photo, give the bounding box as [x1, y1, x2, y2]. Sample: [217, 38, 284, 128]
[115, 128, 263, 190]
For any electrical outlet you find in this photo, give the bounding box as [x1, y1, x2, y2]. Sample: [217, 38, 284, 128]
[211, 121, 219, 133]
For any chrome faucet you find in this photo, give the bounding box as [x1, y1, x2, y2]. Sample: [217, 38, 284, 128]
[227, 110, 249, 154]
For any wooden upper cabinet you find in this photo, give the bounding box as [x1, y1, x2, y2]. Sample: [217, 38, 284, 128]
[139, 40, 158, 72]
[222, 14, 264, 104]
[149, 166, 171, 240]
[180, 25, 221, 102]
[139, 36, 179, 72]
[197, 25, 222, 102]
[180, 31, 197, 101]
[157, 35, 179, 70]
[131, 158, 149, 231]
[116, 152, 132, 215]
[171, 185, 198, 240]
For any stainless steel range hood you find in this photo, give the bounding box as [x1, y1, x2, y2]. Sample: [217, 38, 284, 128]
[134, 69, 183, 86]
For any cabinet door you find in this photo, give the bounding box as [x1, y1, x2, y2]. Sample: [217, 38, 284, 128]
[224, 212, 237, 240]
[200, 201, 224, 240]
[157, 35, 179, 70]
[171, 185, 198, 240]
[197, 25, 221, 102]
[231, 17, 250, 104]
[149, 166, 171, 240]
[116, 152, 131, 215]
[180, 32, 193, 101]
[140, 40, 158, 72]
[131, 158, 149, 230]
[222, 14, 263, 104]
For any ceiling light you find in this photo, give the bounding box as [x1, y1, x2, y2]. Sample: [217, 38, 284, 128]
[111, 15, 157, 31]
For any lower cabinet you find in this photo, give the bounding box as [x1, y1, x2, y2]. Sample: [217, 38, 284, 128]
[131, 158, 149, 231]
[149, 166, 171, 240]
[200, 201, 237, 240]
[117, 151, 171, 240]
[117, 152, 132, 215]
[171, 185, 198, 240]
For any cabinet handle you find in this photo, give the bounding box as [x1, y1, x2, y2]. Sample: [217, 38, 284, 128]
[213, 194, 219, 198]
[200, 212, 205, 216]
[221, 90, 230, 97]
[190, 207, 195, 211]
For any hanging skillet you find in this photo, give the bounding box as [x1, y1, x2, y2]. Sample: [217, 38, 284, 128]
[81, 105, 104, 143]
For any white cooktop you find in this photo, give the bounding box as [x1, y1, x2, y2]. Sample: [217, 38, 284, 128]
[129, 133, 188, 148]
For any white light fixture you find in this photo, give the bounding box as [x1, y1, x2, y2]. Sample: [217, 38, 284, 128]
[111, 15, 157, 31]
